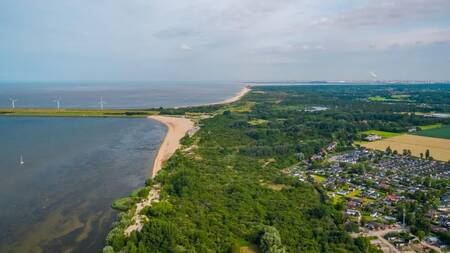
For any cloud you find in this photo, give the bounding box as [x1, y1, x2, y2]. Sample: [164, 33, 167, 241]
[373, 28, 450, 49]
[334, 0, 450, 27]
[179, 43, 192, 51]
[1, 0, 450, 81]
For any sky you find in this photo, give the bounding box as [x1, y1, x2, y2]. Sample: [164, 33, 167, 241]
[1, 0, 450, 82]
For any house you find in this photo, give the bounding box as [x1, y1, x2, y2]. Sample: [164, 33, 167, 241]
[346, 209, 361, 217]
[386, 194, 400, 203]
[365, 134, 382, 142]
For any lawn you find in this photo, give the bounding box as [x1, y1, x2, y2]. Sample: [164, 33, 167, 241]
[0, 108, 159, 117]
[368, 95, 410, 102]
[416, 124, 450, 140]
[418, 123, 443, 130]
[312, 174, 326, 183]
[359, 130, 402, 138]
[248, 119, 269, 126]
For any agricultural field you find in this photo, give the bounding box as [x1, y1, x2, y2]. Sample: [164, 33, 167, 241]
[359, 130, 402, 138]
[361, 134, 450, 161]
[417, 123, 443, 130]
[368, 95, 411, 102]
[416, 124, 450, 140]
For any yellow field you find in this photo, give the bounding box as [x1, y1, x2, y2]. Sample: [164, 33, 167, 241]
[361, 134, 450, 161]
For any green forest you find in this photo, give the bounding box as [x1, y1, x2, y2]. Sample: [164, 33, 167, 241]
[105, 84, 450, 253]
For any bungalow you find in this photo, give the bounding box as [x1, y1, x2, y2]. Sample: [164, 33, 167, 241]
[346, 209, 361, 217]
[386, 194, 400, 203]
[365, 134, 382, 142]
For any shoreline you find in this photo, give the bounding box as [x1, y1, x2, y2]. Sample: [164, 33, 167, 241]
[125, 86, 252, 235]
[148, 86, 251, 178]
[174, 86, 251, 109]
[148, 116, 194, 178]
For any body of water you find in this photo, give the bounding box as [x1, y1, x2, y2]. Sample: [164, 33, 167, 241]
[0, 82, 244, 252]
[0, 117, 166, 252]
[0, 81, 244, 109]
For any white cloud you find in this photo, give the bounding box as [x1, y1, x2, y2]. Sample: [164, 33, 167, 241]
[179, 43, 192, 51]
[374, 28, 450, 49]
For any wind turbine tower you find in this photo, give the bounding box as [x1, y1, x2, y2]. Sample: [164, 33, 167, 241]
[54, 98, 61, 111]
[10, 98, 18, 109]
[99, 97, 106, 111]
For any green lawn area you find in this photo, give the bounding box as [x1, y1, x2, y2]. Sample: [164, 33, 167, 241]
[0, 108, 159, 117]
[368, 95, 411, 102]
[111, 197, 136, 211]
[418, 123, 443, 130]
[416, 124, 450, 140]
[229, 102, 256, 112]
[368, 96, 387, 102]
[312, 174, 326, 183]
[359, 130, 402, 138]
[347, 189, 361, 198]
[248, 119, 269, 126]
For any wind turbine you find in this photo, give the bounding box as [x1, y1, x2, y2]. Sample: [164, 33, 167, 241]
[10, 98, 18, 109]
[53, 98, 61, 111]
[99, 97, 106, 110]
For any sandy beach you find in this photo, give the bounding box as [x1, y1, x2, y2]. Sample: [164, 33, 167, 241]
[148, 86, 251, 177]
[174, 86, 252, 109]
[148, 115, 195, 177]
[214, 86, 251, 105]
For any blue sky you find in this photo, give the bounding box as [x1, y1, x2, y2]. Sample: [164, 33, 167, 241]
[1, 0, 450, 82]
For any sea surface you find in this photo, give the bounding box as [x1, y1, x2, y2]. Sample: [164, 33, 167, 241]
[0, 82, 244, 252]
[0, 81, 244, 109]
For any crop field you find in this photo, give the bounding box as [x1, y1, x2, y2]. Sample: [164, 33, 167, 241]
[0, 108, 159, 117]
[418, 123, 443, 130]
[361, 134, 450, 161]
[416, 125, 450, 140]
[359, 130, 402, 138]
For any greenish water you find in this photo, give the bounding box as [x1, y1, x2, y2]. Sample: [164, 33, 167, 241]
[0, 117, 165, 252]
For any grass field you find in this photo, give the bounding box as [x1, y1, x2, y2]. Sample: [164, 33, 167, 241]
[248, 119, 269, 126]
[359, 130, 402, 138]
[416, 125, 450, 140]
[0, 108, 159, 117]
[361, 134, 450, 161]
[368, 95, 411, 102]
[418, 123, 443, 130]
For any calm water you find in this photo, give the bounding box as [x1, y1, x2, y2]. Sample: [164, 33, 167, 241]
[0, 117, 165, 252]
[0, 81, 244, 109]
[0, 82, 244, 252]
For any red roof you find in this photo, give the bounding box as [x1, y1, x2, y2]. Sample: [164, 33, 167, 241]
[386, 194, 400, 202]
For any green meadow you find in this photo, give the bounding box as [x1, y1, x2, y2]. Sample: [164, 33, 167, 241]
[0, 108, 159, 118]
[416, 125, 450, 139]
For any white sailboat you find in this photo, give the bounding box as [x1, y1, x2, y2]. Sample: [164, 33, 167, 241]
[20, 154, 24, 165]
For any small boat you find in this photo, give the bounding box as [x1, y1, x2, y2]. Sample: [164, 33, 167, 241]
[20, 155, 24, 165]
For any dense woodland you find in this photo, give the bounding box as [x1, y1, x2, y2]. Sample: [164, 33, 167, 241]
[106, 84, 450, 253]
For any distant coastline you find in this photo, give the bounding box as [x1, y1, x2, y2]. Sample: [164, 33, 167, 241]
[174, 86, 251, 109]
[148, 85, 251, 178]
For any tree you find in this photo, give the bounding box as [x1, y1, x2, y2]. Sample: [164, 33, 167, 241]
[103, 246, 114, 253]
[259, 226, 286, 253]
[386, 146, 392, 154]
[417, 231, 426, 241]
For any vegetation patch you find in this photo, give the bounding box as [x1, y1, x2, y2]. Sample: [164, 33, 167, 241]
[359, 130, 402, 138]
[248, 119, 269, 126]
[368, 95, 412, 102]
[416, 124, 450, 140]
[111, 197, 136, 212]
